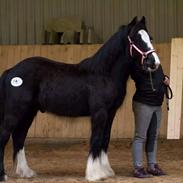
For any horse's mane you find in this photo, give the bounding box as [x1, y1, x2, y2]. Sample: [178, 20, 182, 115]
[79, 25, 128, 74]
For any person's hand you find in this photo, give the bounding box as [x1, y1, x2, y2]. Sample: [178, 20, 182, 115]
[163, 76, 170, 85]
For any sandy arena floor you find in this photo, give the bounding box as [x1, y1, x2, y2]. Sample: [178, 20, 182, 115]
[4, 139, 183, 183]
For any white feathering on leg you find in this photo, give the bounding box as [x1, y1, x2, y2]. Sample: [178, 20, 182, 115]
[15, 148, 36, 178]
[85, 153, 108, 181]
[4, 175, 8, 181]
[100, 151, 115, 177]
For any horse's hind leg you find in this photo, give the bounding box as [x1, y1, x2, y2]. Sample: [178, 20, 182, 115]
[12, 108, 37, 178]
[85, 108, 109, 181]
[0, 115, 20, 181]
[0, 129, 10, 181]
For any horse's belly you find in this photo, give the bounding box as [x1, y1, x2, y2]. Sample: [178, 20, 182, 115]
[38, 76, 91, 116]
[50, 103, 90, 117]
[49, 104, 90, 117]
[40, 93, 90, 117]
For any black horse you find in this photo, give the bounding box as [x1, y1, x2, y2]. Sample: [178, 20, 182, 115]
[0, 16, 160, 181]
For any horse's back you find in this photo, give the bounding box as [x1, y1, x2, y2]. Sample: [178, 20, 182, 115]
[1, 56, 118, 117]
[11, 56, 77, 74]
[2, 56, 90, 116]
[3, 56, 79, 90]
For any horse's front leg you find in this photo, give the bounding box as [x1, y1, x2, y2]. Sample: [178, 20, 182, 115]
[85, 108, 109, 181]
[100, 109, 118, 177]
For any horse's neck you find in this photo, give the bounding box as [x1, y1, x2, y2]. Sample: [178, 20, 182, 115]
[79, 30, 127, 74]
[92, 32, 125, 72]
[110, 56, 130, 88]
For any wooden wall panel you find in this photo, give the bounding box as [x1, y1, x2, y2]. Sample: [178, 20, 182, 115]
[0, 44, 173, 139]
[167, 39, 183, 139]
[0, 0, 183, 44]
[156, 44, 171, 138]
[181, 87, 183, 138]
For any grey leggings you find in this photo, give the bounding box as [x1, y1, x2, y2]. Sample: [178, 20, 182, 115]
[132, 101, 162, 168]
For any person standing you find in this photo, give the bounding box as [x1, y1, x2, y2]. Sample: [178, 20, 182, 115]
[130, 62, 171, 178]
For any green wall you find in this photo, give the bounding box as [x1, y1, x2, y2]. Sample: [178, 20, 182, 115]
[0, 0, 182, 44]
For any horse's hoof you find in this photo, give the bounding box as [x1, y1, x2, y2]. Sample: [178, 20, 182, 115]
[86, 167, 115, 181]
[23, 169, 36, 178]
[0, 175, 8, 182]
[16, 168, 36, 178]
[85, 174, 108, 182]
[85, 171, 108, 182]
[104, 167, 115, 177]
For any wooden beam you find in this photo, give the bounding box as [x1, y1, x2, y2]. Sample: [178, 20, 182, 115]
[167, 38, 183, 139]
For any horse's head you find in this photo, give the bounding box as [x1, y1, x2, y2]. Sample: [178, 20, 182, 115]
[127, 16, 160, 72]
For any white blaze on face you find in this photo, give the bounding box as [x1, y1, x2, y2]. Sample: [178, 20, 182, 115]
[138, 29, 160, 66]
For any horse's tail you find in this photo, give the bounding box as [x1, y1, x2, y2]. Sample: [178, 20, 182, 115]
[0, 70, 8, 125]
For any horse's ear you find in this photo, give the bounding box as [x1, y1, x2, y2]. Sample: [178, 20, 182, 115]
[127, 16, 138, 34]
[128, 16, 138, 27]
[140, 16, 146, 25]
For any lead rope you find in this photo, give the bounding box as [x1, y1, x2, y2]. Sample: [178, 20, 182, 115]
[165, 85, 173, 111]
[149, 71, 156, 91]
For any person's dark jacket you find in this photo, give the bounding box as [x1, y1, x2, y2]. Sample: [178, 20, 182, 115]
[130, 63, 166, 106]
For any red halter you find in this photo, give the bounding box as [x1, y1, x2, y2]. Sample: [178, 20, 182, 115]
[128, 36, 155, 65]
